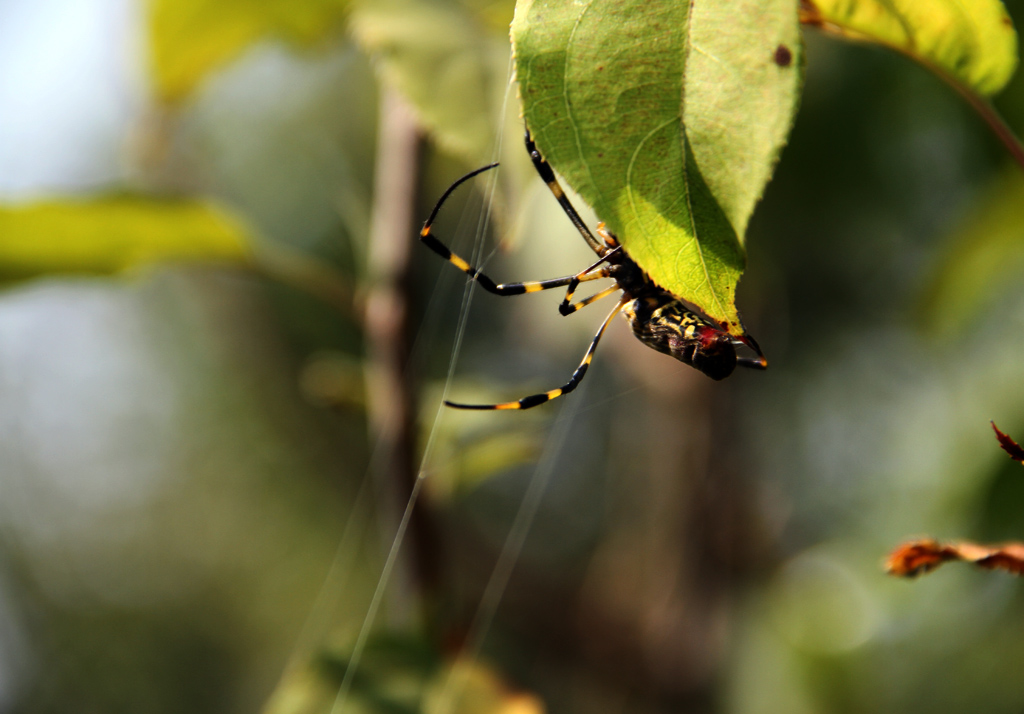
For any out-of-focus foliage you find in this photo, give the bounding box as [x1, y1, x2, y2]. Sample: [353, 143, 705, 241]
[0, 196, 250, 278]
[420, 659, 544, 714]
[148, 0, 351, 102]
[350, 0, 511, 166]
[801, 0, 1019, 96]
[350, 0, 534, 234]
[265, 634, 544, 714]
[919, 169, 1024, 334]
[3, 0, 1024, 713]
[421, 384, 545, 498]
[512, 0, 802, 333]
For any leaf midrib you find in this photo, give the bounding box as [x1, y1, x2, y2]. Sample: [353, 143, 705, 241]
[678, 0, 728, 319]
[562, 0, 605, 225]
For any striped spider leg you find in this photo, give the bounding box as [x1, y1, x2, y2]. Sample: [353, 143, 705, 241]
[418, 166, 624, 410]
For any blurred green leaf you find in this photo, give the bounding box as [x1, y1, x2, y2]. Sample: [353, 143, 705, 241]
[148, 0, 351, 103]
[457, 0, 515, 35]
[261, 665, 343, 714]
[300, 353, 366, 408]
[422, 382, 545, 499]
[422, 659, 545, 714]
[0, 196, 251, 278]
[919, 170, 1024, 334]
[350, 0, 512, 165]
[428, 430, 543, 500]
[266, 637, 545, 714]
[266, 633, 437, 714]
[512, 0, 802, 333]
[801, 0, 1019, 97]
[455, 432, 541, 491]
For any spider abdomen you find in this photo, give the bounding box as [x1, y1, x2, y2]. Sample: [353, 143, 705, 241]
[622, 298, 738, 381]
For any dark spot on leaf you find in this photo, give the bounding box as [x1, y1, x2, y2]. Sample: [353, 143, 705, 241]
[1004, 16, 1013, 27]
[774, 44, 792, 67]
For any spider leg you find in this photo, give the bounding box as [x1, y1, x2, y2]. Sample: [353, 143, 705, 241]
[559, 246, 622, 315]
[736, 357, 768, 370]
[733, 331, 768, 369]
[560, 285, 621, 315]
[525, 130, 608, 257]
[445, 299, 626, 410]
[420, 164, 609, 297]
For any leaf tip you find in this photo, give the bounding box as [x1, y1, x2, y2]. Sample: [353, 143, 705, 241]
[885, 539, 950, 578]
[991, 421, 1024, 464]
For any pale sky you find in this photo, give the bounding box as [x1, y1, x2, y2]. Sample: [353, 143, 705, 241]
[0, 0, 144, 197]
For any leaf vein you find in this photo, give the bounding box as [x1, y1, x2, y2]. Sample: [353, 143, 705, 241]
[563, 0, 606, 212]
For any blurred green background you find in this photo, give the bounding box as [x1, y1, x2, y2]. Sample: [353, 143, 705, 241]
[2, 1, 1024, 712]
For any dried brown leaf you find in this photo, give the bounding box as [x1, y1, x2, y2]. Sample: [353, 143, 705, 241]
[886, 538, 1024, 578]
[991, 421, 1024, 463]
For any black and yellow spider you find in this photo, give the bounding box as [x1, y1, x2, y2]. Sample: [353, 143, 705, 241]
[420, 132, 767, 410]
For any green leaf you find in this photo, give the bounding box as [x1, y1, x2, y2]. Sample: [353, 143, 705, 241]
[512, 0, 802, 332]
[148, 0, 351, 103]
[349, 0, 512, 165]
[918, 169, 1024, 334]
[0, 196, 251, 279]
[801, 0, 1019, 97]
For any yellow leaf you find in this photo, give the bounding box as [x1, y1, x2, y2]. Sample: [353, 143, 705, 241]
[801, 0, 1018, 97]
[424, 659, 546, 714]
[148, 0, 351, 103]
[0, 195, 251, 278]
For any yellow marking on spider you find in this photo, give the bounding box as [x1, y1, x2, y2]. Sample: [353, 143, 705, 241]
[450, 255, 471, 272]
[596, 223, 617, 245]
[546, 388, 562, 398]
[523, 283, 545, 293]
[420, 226, 430, 236]
[547, 181, 564, 198]
[496, 402, 521, 410]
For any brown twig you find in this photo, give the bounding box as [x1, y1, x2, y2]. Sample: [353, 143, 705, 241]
[363, 87, 440, 620]
[944, 79, 1024, 172]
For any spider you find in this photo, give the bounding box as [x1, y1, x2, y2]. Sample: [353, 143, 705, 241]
[419, 131, 767, 410]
